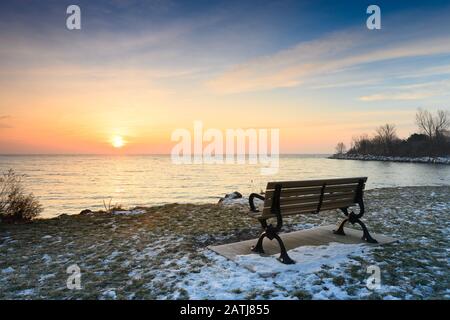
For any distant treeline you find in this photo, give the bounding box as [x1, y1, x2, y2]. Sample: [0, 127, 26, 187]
[335, 109, 450, 157]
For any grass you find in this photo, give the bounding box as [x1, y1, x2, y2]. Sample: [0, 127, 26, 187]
[0, 186, 448, 299]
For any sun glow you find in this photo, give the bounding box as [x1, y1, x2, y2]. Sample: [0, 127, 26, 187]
[111, 135, 125, 148]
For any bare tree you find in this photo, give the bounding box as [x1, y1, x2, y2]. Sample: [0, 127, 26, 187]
[375, 124, 397, 154]
[335, 142, 346, 155]
[416, 109, 435, 139]
[416, 108, 450, 139]
[344, 110, 449, 157]
[434, 110, 450, 138]
[376, 124, 397, 141]
[350, 134, 370, 154]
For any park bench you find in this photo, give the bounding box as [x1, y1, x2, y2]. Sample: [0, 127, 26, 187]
[249, 177, 377, 264]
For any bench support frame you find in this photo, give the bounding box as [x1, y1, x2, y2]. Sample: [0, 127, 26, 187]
[249, 178, 377, 265]
[250, 184, 295, 264]
[333, 180, 378, 243]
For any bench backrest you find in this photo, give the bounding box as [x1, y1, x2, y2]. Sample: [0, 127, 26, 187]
[262, 177, 367, 218]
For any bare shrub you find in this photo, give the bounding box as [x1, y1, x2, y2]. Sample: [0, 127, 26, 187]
[0, 169, 43, 223]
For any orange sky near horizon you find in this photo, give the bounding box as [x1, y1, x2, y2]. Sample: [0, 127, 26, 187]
[0, 60, 432, 154]
[0, 68, 425, 154]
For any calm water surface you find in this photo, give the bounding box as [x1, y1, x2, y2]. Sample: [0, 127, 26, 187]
[0, 155, 449, 218]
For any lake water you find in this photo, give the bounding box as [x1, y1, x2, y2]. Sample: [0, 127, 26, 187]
[0, 155, 449, 218]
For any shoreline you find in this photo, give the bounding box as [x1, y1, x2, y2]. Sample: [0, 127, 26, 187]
[329, 154, 450, 165]
[26, 183, 450, 221]
[19, 182, 450, 221]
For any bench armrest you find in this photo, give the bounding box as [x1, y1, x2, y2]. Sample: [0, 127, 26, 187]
[249, 193, 265, 212]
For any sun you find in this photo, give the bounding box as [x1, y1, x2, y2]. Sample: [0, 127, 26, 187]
[111, 135, 125, 148]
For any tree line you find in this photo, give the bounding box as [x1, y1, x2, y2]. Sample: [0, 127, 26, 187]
[335, 109, 450, 157]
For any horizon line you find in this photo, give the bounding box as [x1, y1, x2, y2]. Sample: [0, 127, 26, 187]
[0, 153, 332, 156]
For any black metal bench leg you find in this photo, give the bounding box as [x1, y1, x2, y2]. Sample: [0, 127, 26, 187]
[251, 231, 266, 254]
[273, 233, 295, 264]
[333, 218, 348, 235]
[334, 206, 377, 243]
[250, 184, 295, 264]
[251, 224, 295, 264]
[354, 220, 378, 243]
[335, 216, 377, 243]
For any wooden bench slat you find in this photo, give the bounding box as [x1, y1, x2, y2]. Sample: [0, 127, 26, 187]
[276, 194, 322, 206]
[322, 191, 356, 201]
[264, 188, 360, 207]
[324, 184, 362, 193]
[264, 191, 356, 207]
[262, 201, 320, 215]
[264, 186, 323, 198]
[266, 177, 366, 190]
[320, 199, 357, 210]
[261, 199, 356, 217]
[264, 183, 362, 200]
[261, 207, 319, 218]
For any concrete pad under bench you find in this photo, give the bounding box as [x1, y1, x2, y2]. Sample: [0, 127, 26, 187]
[208, 225, 397, 262]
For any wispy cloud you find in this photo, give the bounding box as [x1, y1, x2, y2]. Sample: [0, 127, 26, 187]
[396, 63, 450, 79]
[359, 92, 435, 102]
[0, 115, 11, 129]
[207, 8, 450, 94]
[359, 80, 450, 101]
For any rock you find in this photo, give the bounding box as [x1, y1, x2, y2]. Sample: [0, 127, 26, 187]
[329, 154, 450, 165]
[79, 209, 93, 215]
[217, 191, 263, 211]
[218, 191, 242, 204]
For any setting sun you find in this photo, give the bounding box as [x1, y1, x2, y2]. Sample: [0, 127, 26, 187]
[111, 135, 125, 148]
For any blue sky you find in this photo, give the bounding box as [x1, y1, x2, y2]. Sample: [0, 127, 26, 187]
[0, 0, 450, 153]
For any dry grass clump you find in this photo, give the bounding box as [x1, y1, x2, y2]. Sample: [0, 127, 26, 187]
[102, 198, 124, 213]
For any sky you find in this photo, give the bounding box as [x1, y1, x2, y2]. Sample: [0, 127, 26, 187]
[0, 0, 450, 154]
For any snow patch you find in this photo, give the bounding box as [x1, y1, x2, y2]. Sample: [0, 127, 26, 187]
[1, 267, 15, 274]
[236, 242, 369, 274]
[112, 209, 146, 216]
[102, 290, 117, 299]
[128, 269, 143, 280]
[177, 243, 373, 299]
[42, 254, 52, 264]
[17, 289, 35, 296]
[39, 273, 56, 282]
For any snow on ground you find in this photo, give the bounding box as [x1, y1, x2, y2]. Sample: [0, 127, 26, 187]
[237, 243, 369, 274]
[176, 243, 374, 300]
[112, 209, 146, 216]
[0, 186, 448, 299]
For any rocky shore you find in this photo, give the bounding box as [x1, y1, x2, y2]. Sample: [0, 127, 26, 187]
[1, 186, 449, 299]
[329, 154, 450, 165]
